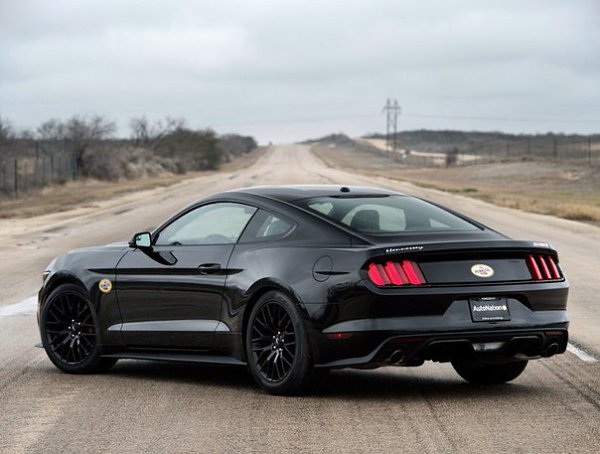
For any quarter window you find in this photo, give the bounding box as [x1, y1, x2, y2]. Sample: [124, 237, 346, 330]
[255, 214, 293, 239]
[239, 210, 295, 242]
[155, 203, 257, 245]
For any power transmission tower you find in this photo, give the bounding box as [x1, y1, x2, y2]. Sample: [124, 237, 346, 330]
[382, 99, 401, 151]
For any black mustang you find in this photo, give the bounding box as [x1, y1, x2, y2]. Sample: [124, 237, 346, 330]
[38, 185, 569, 394]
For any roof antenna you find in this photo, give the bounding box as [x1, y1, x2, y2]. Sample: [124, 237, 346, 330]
[340, 186, 350, 193]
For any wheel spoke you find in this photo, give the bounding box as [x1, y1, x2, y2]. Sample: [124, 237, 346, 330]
[264, 304, 274, 327]
[76, 302, 88, 318]
[280, 352, 292, 368]
[273, 353, 281, 380]
[256, 313, 272, 334]
[252, 322, 269, 338]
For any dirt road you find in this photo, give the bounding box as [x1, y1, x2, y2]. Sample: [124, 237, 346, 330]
[1, 145, 599, 453]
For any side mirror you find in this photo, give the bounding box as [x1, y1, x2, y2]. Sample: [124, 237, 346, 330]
[129, 232, 152, 249]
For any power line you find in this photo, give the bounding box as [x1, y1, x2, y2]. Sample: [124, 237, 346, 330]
[202, 108, 598, 129]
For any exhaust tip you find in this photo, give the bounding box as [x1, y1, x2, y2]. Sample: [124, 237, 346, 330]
[544, 343, 560, 357]
[389, 350, 406, 365]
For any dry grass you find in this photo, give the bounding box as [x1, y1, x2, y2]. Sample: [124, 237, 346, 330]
[0, 147, 265, 219]
[313, 145, 600, 227]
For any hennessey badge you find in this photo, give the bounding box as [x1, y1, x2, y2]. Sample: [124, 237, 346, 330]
[471, 264, 494, 278]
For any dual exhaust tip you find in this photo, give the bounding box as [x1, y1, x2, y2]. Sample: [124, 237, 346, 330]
[386, 342, 560, 365]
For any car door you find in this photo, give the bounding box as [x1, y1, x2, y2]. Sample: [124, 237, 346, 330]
[115, 202, 257, 350]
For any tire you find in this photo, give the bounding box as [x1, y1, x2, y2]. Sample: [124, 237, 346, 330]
[245, 291, 318, 395]
[40, 283, 117, 374]
[452, 360, 528, 385]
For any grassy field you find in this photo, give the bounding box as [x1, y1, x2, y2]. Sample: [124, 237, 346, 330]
[0, 147, 265, 219]
[313, 144, 600, 227]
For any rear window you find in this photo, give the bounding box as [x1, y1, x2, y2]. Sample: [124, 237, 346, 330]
[298, 196, 479, 234]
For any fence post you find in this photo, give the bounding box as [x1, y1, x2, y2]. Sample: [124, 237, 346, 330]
[50, 154, 54, 184]
[589, 137, 593, 166]
[14, 158, 18, 196]
[553, 138, 558, 159]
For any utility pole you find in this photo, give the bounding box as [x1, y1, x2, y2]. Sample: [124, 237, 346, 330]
[382, 99, 401, 151]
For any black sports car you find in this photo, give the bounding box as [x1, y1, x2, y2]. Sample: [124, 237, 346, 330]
[38, 185, 569, 394]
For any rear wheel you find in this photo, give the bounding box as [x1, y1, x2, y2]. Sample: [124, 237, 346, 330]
[452, 360, 528, 384]
[41, 283, 117, 374]
[245, 291, 318, 395]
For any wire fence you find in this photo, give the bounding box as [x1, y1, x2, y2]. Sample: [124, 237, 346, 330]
[1, 134, 599, 197]
[377, 134, 600, 168]
[0, 138, 79, 198]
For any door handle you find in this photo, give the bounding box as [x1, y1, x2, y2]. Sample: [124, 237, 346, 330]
[197, 263, 221, 274]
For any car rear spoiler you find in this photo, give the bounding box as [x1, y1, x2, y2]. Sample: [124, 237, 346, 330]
[367, 240, 558, 259]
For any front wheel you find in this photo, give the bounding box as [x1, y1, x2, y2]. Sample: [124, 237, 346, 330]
[40, 283, 117, 374]
[452, 360, 528, 385]
[245, 291, 318, 395]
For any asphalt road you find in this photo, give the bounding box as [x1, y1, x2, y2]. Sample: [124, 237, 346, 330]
[1, 145, 599, 453]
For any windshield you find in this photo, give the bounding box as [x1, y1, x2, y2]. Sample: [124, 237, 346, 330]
[298, 195, 480, 234]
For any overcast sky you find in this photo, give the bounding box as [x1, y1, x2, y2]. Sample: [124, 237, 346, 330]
[1, 0, 599, 143]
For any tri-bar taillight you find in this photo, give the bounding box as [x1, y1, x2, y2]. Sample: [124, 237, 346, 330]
[527, 254, 561, 280]
[367, 261, 426, 286]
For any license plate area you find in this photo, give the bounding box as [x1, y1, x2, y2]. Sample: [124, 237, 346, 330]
[469, 297, 511, 322]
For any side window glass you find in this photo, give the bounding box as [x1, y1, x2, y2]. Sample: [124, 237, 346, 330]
[240, 210, 294, 242]
[155, 203, 257, 246]
[255, 214, 293, 239]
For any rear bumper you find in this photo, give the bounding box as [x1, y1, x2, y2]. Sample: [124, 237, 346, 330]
[315, 326, 568, 368]
[308, 295, 568, 367]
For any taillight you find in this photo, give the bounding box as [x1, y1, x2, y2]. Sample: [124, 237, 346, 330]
[367, 260, 426, 286]
[527, 254, 561, 280]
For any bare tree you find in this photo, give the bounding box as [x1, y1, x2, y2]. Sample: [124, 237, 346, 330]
[130, 115, 186, 150]
[37, 118, 66, 141]
[64, 115, 116, 167]
[17, 128, 35, 140]
[0, 116, 14, 145]
[129, 116, 150, 146]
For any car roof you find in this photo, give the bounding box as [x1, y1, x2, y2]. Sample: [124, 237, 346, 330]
[226, 184, 403, 203]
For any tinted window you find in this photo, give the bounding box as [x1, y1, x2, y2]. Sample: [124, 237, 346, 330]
[155, 202, 257, 245]
[255, 213, 293, 239]
[299, 196, 479, 234]
[240, 210, 294, 242]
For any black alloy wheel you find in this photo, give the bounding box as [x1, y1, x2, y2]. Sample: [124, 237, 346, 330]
[250, 301, 297, 382]
[41, 283, 117, 373]
[45, 292, 97, 365]
[245, 291, 319, 395]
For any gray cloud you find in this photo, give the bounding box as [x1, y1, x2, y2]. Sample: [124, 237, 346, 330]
[1, 0, 599, 143]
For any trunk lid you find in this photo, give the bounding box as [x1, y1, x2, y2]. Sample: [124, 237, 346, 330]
[366, 240, 562, 286]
